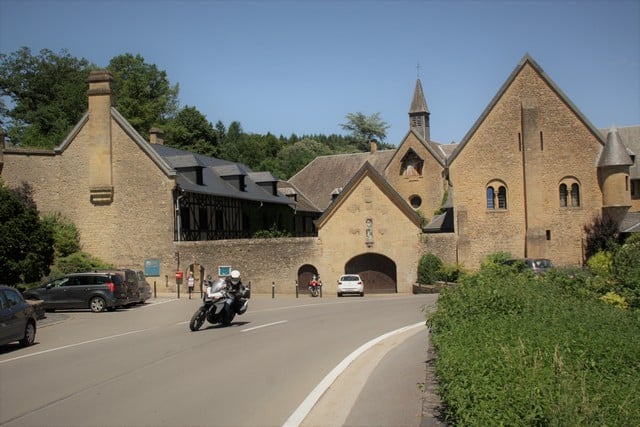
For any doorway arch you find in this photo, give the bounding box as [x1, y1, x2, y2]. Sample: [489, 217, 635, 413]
[297, 264, 319, 294]
[345, 253, 397, 293]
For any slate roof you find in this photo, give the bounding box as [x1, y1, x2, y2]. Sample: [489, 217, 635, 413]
[288, 149, 395, 211]
[620, 211, 640, 233]
[151, 144, 292, 206]
[599, 125, 640, 178]
[597, 125, 633, 167]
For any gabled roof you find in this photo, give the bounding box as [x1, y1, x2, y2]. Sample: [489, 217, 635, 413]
[448, 54, 606, 165]
[288, 149, 395, 211]
[389, 128, 447, 168]
[314, 161, 423, 229]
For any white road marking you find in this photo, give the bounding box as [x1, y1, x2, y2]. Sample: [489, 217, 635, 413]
[282, 321, 425, 427]
[241, 320, 288, 332]
[0, 329, 150, 364]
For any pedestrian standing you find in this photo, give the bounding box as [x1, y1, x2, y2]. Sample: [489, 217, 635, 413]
[187, 271, 195, 299]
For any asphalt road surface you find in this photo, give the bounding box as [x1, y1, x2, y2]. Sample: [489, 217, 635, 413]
[0, 293, 438, 426]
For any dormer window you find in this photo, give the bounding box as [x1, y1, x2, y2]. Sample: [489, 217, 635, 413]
[400, 149, 423, 176]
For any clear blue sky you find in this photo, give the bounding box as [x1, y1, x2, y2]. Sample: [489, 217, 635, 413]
[1, 0, 639, 146]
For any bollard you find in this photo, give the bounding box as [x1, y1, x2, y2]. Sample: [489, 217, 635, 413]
[177, 283, 180, 299]
[154, 281, 157, 299]
[295, 281, 299, 298]
[272, 282, 275, 298]
[319, 281, 323, 298]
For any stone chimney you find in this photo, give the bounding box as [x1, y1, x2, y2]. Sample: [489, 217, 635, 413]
[149, 127, 164, 145]
[370, 140, 378, 153]
[87, 70, 115, 204]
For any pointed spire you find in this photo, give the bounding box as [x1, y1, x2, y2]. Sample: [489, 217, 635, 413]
[409, 78, 431, 141]
[598, 124, 633, 167]
[410, 79, 429, 114]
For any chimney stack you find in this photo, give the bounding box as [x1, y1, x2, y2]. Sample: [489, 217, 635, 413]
[370, 140, 378, 153]
[149, 128, 164, 145]
[87, 70, 115, 204]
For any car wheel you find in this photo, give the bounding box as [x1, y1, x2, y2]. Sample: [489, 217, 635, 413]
[19, 320, 36, 347]
[337, 292, 342, 297]
[360, 291, 365, 297]
[90, 296, 106, 312]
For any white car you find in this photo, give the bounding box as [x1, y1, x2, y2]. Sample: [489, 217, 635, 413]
[337, 274, 364, 297]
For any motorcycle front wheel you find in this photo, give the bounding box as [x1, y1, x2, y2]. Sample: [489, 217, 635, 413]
[189, 307, 206, 331]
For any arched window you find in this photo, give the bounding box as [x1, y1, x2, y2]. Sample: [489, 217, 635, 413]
[486, 186, 495, 209]
[497, 186, 507, 209]
[487, 181, 507, 210]
[559, 184, 568, 207]
[559, 177, 581, 208]
[571, 183, 580, 207]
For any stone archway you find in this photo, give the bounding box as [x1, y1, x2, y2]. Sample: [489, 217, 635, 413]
[297, 264, 319, 295]
[345, 254, 397, 293]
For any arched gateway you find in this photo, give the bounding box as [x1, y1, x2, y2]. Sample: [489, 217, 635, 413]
[345, 253, 397, 294]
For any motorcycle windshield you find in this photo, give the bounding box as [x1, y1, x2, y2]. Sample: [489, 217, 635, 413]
[210, 279, 226, 293]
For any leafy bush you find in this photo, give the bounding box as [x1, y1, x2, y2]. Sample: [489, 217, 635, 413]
[480, 251, 512, 269]
[46, 252, 114, 279]
[586, 250, 612, 278]
[611, 235, 640, 308]
[427, 268, 640, 426]
[418, 253, 443, 285]
[42, 212, 81, 257]
[583, 214, 620, 260]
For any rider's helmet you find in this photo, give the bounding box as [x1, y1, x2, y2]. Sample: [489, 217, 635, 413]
[230, 270, 241, 285]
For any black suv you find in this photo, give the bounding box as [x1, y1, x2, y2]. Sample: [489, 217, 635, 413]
[23, 273, 127, 312]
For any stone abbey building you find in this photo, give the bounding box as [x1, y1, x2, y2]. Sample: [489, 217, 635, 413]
[1, 54, 638, 294]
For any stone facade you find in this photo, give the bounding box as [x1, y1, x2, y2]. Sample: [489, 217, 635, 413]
[1, 55, 638, 293]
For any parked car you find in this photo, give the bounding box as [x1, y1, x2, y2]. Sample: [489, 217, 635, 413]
[94, 269, 140, 306]
[136, 270, 152, 303]
[337, 274, 365, 297]
[1, 285, 37, 347]
[23, 272, 127, 312]
[504, 258, 554, 276]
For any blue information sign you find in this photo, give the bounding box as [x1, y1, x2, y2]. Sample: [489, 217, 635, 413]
[144, 259, 161, 277]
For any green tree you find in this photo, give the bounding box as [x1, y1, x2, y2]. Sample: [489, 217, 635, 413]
[107, 53, 179, 139]
[218, 121, 244, 161]
[163, 105, 218, 156]
[0, 181, 55, 285]
[583, 214, 620, 260]
[340, 112, 390, 150]
[0, 47, 95, 148]
[418, 253, 444, 285]
[275, 138, 332, 179]
[42, 213, 81, 258]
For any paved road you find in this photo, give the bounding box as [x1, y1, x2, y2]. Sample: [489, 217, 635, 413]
[1, 293, 442, 426]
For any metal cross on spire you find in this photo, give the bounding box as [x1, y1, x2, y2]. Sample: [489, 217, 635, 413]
[416, 62, 421, 79]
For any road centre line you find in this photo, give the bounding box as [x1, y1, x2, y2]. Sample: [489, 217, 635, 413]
[241, 320, 288, 332]
[282, 321, 425, 427]
[0, 329, 150, 364]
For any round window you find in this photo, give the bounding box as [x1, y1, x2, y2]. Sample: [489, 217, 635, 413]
[410, 195, 422, 208]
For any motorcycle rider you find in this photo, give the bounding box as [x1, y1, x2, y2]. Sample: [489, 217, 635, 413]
[224, 270, 249, 314]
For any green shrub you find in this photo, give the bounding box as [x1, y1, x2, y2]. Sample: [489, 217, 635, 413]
[480, 251, 512, 269]
[42, 212, 81, 258]
[427, 268, 640, 426]
[586, 250, 612, 278]
[611, 236, 640, 308]
[48, 252, 114, 278]
[418, 253, 443, 285]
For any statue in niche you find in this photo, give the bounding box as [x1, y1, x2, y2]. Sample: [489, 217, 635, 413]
[365, 218, 374, 247]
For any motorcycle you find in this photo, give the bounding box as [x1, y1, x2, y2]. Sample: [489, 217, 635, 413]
[189, 278, 250, 331]
[308, 279, 321, 297]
